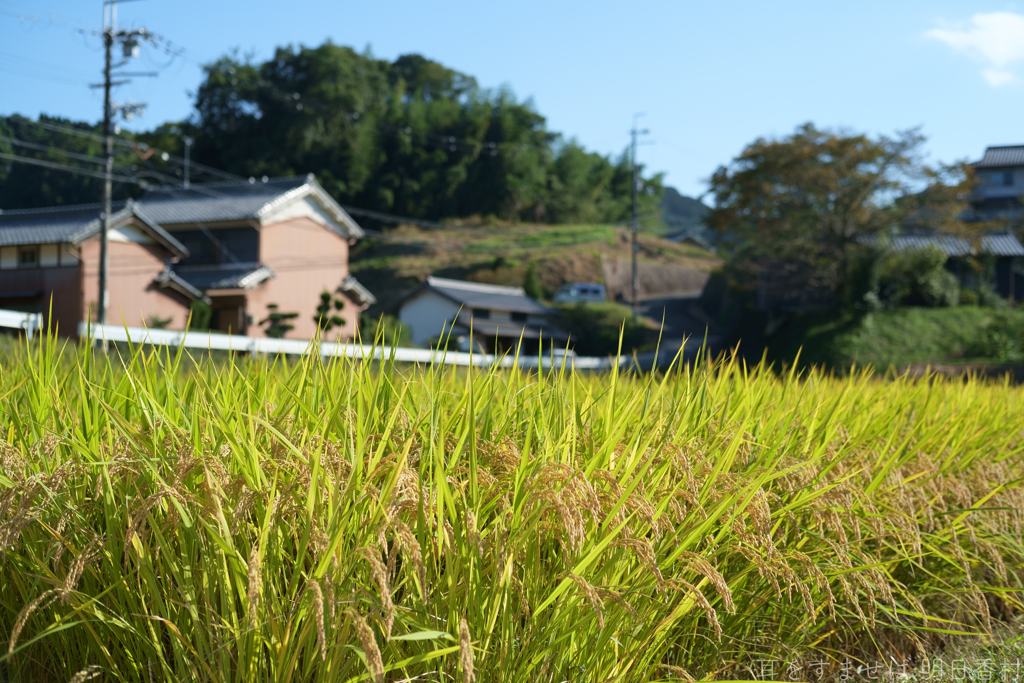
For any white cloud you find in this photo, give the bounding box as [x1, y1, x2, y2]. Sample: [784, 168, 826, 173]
[983, 68, 1018, 86]
[926, 11, 1024, 87]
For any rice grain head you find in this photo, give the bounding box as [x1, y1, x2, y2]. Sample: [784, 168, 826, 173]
[358, 547, 395, 639]
[61, 538, 101, 603]
[459, 617, 475, 683]
[308, 580, 326, 661]
[67, 665, 102, 683]
[9, 589, 57, 654]
[247, 541, 262, 625]
[350, 610, 384, 683]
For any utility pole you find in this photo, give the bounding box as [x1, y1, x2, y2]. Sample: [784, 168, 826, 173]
[96, 0, 156, 326]
[183, 136, 193, 189]
[98, 8, 113, 326]
[630, 115, 649, 324]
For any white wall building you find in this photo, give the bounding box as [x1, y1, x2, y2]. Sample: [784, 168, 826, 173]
[394, 276, 568, 353]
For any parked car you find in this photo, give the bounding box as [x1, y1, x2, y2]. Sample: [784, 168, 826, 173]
[553, 283, 606, 304]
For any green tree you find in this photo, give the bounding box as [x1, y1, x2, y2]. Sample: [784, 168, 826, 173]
[260, 304, 298, 339]
[708, 123, 978, 308]
[523, 262, 543, 300]
[313, 290, 346, 334]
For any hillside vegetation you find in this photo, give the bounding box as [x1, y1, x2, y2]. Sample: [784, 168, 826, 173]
[352, 221, 719, 313]
[741, 306, 1024, 372]
[0, 337, 1022, 681]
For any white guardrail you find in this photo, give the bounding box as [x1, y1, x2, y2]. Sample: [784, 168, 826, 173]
[0, 309, 42, 340]
[70, 322, 621, 370]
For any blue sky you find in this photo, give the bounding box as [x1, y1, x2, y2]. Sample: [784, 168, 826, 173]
[2, 0, 1024, 198]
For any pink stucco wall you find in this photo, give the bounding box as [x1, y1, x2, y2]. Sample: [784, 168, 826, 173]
[246, 216, 360, 341]
[80, 239, 191, 329]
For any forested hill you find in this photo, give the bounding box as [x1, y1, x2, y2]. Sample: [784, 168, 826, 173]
[660, 186, 710, 235]
[0, 43, 664, 225]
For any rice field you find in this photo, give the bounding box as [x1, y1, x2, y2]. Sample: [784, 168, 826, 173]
[0, 335, 1022, 682]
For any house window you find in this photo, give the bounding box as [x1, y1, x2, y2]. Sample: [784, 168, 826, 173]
[1004, 172, 1015, 187]
[471, 308, 490, 319]
[511, 312, 527, 322]
[18, 248, 37, 268]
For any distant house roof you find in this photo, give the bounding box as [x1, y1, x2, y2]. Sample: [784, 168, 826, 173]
[974, 146, 1024, 169]
[171, 263, 276, 291]
[449, 316, 570, 341]
[399, 276, 552, 315]
[339, 274, 377, 307]
[0, 174, 364, 248]
[136, 174, 364, 238]
[665, 231, 715, 251]
[860, 232, 1024, 257]
[0, 200, 188, 257]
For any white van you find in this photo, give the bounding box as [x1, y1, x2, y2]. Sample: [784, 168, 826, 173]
[553, 283, 607, 304]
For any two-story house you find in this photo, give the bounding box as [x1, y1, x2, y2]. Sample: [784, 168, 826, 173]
[0, 174, 375, 339]
[971, 145, 1024, 222]
[393, 276, 569, 353]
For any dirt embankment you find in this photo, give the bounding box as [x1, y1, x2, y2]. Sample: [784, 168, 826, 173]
[350, 223, 720, 314]
[601, 257, 710, 300]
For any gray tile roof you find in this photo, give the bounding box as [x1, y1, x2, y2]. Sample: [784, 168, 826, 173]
[0, 201, 188, 256]
[423, 276, 551, 314]
[451, 317, 570, 340]
[861, 232, 1024, 257]
[975, 146, 1024, 169]
[135, 174, 363, 237]
[136, 177, 308, 225]
[0, 204, 105, 246]
[172, 263, 275, 291]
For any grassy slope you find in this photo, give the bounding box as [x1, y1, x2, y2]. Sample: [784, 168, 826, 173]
[350, 222, 719, 314]
[743, 307, 1013, 371]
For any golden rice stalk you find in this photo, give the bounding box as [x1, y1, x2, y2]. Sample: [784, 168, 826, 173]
[466, 509, 483, 556]
[308, 580, 326, 661]
[678, 551, 734, 613]
[67, 665, 102, 683]
[8, 589, 56, 654]
[569, 573, 605, 628]
[60, 538, 101, 603]
[350, 610, 384, 683]
[660, 664, 696, 681]
[390, 515, 426, 599]
[246, 541, 261, 625]
[358, 547, 395, 639]
[459, 617, 475, 683]
[674, 579, 721, 642]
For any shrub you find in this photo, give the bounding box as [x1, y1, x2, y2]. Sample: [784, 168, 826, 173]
[259, 303, 298, 338]
[188, 299, 213, 331]
[869, 245, 960, 308]
[971, 309, 1024, 362]
[556, 301, 647, 355]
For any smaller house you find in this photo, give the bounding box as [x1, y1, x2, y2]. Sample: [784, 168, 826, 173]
[393, 276, 569, 353]
[861, 232, 1024, 299]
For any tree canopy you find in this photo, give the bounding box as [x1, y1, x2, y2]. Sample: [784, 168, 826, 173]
[0, 42, 663, 225]
[707, 123, 981, 306]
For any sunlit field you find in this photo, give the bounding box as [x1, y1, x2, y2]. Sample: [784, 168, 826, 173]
[1, 335, 1022, 682]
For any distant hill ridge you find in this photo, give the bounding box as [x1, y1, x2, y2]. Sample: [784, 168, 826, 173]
[659, 187, 710, 237]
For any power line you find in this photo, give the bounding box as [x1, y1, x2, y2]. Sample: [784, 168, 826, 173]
[0, 135, 109, 166]
[0, 151, 136, 183]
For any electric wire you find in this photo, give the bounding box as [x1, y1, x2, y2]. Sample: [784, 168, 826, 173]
[0, 151, 136, 184]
